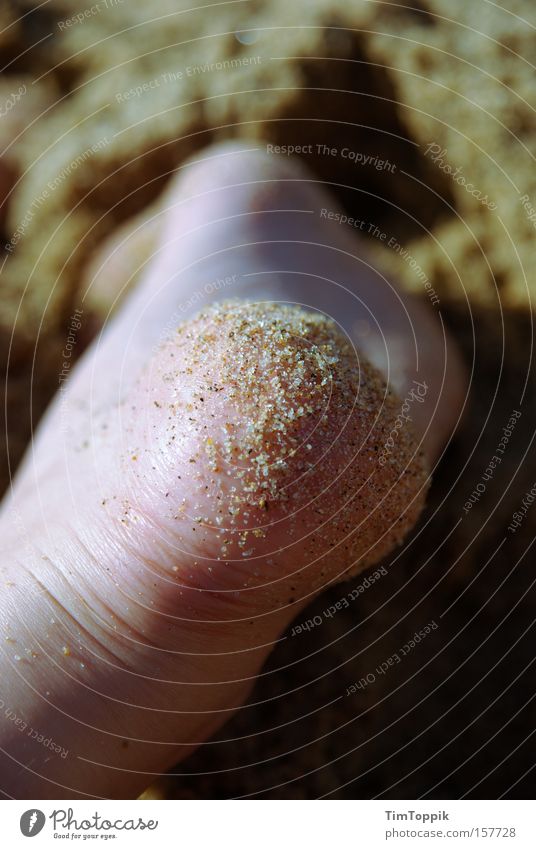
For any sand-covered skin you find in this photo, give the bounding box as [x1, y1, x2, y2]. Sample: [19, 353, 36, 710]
[2, 0, 534, 361]
[0, 298, 431, 799]
[128, 301, 429, 599]
[0, 0, 531, 495]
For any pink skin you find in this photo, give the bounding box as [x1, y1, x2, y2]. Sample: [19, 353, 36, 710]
[0, 143, 466, 799]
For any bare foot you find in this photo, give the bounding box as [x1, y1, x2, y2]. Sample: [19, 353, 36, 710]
[0, 143, 466, 799]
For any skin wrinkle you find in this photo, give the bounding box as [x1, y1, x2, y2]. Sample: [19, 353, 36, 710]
[16, 570, 139, 679]
[5, 525, 157, 674]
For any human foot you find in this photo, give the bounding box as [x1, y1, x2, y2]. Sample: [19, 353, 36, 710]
[0, 143, 466, 799]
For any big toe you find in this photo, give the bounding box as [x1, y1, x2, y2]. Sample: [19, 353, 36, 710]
[0, 143, 463, 800]
[107, 299, 429, 633]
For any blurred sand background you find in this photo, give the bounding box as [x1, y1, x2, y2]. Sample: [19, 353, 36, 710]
[1, 0, 535, 798]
